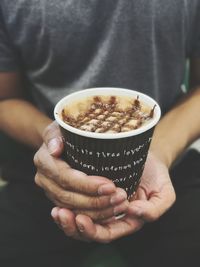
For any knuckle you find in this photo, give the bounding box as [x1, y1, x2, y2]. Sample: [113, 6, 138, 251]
[91, 196, 109, 209]
[144, 210, 156, 222]
[57, 165, 69, 188]
[42, 124, 53, 142]
[34, 174, 41, 187]
[33, 152, 40, 166]
[116, 188, 127, 199]
[93, 208, 112, 222]
[149, 210, 161, 222]
[91, 197, 101, 209]
[33, 150, 45, 169]
[172, 191, 176, 204]
[56, 190, 66, 202]
[95, 211, 106, 221]
[51, 168, 61, 184]
[58, 192, 74, 207]
[42, 121, 62, 145]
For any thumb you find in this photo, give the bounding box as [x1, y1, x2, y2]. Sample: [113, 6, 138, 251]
[128, 199, 162, 222]
[128, 191, 176, 222]
[48, 137, 64, 157]
[43, 121, 64, 157]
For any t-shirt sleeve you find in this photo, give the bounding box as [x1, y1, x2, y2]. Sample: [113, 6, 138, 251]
[0, 12, 19, 71]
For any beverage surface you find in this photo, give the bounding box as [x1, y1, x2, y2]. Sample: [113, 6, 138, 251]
[61, 95, 155, 133]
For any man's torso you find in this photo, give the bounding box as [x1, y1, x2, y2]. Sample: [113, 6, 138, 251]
[1, 0, 199, 115]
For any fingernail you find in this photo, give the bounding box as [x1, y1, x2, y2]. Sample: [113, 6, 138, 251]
[115, 213, 126, 220]
[113, 207, 122, 216]
[78, 223, 84, 232]
[51, 207, 58, 219]
[98, 183, 115, 195]
[113, 203, 128, 216]
[59, 209, 68, 227]
[110, 192, 127, 205]
[48, 138, 60, 154]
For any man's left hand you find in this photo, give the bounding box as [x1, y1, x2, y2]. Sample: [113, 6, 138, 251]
[51, 151, 176, 243]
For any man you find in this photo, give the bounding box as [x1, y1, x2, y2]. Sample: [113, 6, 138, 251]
[0, 1, 200, 266]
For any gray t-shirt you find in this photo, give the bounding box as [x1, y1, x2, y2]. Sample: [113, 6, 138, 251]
[0, 0, 200, 117]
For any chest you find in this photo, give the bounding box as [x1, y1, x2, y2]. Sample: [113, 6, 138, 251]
[1, 0, 192, 66]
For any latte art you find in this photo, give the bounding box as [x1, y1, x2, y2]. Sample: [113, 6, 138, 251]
[61, 95, 156, 133]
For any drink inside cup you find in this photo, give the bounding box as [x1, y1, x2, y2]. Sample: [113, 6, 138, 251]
[54, 88, 161, 199]
[61, 95, 156, 134]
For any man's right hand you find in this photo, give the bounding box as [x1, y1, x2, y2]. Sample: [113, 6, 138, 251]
[33, 121, 128, 222]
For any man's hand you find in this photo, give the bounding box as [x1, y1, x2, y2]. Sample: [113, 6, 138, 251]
[34, 121, 129, 222]
[51, 151, 176, 243]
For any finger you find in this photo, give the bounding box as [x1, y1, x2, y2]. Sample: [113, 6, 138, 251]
[34, 144, 63, 183]
[49, 194, 128, 222]
[57, 208, 78, 237]
[74, 200, 129, 222]
[35, 146, 116, 196]
[128, 183, 176, 222]
[47, 185, 128, 222]
[75, 214, 144, 243]
[51, 207, 60, 222]
[136, 186, 147, 200]
[51, 207, 63, 229]
[54, 208, 90, 242]
[42, 121, 64, 156]
[36, 173, 127, 211]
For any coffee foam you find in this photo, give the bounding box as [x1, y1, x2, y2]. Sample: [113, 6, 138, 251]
[61, 95, 155, 133]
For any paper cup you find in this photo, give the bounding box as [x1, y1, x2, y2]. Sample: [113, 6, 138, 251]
[54, 87, 161, 199]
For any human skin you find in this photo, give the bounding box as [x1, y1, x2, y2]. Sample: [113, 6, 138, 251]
[0, 59, 200, 242]
[49, 58, 200, 242]
[0, 73, 129, 222]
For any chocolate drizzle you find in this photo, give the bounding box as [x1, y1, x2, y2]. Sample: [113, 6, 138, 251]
[62, 96, 155, 133]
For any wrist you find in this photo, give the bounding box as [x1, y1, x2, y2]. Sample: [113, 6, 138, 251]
[149, 143, 172, 169]
[149, 127, 181, 169]
[150, 127, 189, 169]
[150, 88, 200, 169]
[36, 117, 53, 146]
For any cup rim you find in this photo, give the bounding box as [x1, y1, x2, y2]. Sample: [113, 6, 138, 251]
[54, 87, 161, 139]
